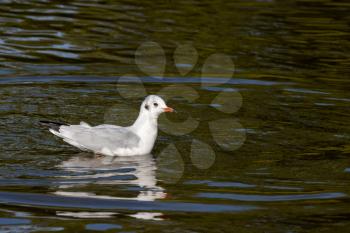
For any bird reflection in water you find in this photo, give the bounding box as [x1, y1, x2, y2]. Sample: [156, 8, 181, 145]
[54, 153, 166, 202]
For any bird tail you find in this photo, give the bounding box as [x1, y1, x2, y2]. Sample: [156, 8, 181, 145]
[39, 120, 69, 132]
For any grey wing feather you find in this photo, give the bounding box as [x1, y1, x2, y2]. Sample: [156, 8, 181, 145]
[58, 125, 140, 152]
[94, 124, 122, 129]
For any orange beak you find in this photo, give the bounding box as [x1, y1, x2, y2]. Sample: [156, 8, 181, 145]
[163, 107, 174, 112]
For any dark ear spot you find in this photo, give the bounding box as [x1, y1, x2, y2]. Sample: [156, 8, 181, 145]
[145, 104, 149, 110]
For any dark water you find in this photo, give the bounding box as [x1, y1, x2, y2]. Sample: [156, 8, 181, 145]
[1, 0, 350, 232]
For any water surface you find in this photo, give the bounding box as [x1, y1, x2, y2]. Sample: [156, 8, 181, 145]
[0, 0, 350, 232]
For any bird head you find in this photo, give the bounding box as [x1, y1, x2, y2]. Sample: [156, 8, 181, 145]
[141, 95, 174, 118]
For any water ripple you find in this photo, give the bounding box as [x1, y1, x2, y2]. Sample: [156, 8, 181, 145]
[197, 192, 347, 202]
[0, 191, 258, 213]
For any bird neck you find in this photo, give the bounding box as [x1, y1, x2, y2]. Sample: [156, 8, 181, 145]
[131, 111, 158, 138]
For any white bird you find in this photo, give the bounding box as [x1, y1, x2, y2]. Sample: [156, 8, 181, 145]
[40, 95, 174, 156]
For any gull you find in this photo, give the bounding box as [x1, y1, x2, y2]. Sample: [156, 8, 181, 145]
[40, 95, 174, 156]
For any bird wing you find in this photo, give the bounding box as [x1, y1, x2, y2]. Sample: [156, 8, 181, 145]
[55, 124, 140, 152]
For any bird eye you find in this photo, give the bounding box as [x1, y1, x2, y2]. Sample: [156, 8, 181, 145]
[153, 103, 158, 107]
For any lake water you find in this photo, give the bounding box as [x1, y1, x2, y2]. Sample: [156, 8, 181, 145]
[0, 0, 350, 232]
